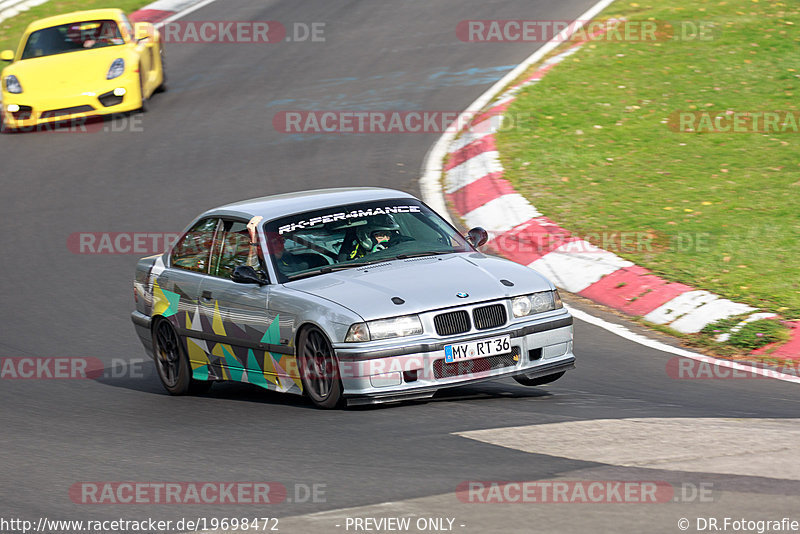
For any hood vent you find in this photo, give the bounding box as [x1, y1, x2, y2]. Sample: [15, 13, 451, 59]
[357, 262, 392, 271]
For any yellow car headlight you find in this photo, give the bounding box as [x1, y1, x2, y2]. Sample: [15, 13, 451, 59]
[106, 58, 125, 80]
[4, 74, 22, 94]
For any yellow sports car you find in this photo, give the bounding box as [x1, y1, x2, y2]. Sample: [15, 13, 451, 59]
[1, 8, 165, 131]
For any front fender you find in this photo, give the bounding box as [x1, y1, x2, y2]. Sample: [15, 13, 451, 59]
[270, 286, 363, 349]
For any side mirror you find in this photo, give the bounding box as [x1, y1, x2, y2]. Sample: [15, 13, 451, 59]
[0, 50, 14, 62]
[465, 227, 489, 248]
[133, 22, 154, 43]
[231, 265, 267, 286]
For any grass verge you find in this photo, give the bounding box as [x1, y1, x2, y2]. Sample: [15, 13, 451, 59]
[497, 0, 800, 327]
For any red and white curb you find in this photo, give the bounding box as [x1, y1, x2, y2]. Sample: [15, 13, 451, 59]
[130, 0, 217, 25]
[421, 1, 798, 358]
[0, 0, 210, 26]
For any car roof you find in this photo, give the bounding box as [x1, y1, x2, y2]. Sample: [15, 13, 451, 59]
[202, 187, 418, 222]
[25, 9, 124, 33]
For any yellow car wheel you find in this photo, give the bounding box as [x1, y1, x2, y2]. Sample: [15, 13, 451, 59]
[155, 46, 167, 93]
[138, 70, 148, 113]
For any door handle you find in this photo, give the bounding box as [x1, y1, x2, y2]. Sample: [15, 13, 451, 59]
[201, 290, 213, 301]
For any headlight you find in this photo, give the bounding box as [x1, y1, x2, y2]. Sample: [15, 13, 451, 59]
[511, 290, 563, 318]
[106, 58, 125, 80]
[511, 296, 532, 317]
[345, 315, 423, 342]
[5, 75, 22, 94]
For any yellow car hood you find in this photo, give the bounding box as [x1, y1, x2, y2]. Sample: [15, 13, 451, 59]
[6, 46, 131, 97]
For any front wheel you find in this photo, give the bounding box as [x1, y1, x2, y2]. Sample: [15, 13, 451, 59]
[152, 319, 211, 395]
[138, 70, 149, 113]
[513, 371, 566, 387]
[297, 327, 343, 409]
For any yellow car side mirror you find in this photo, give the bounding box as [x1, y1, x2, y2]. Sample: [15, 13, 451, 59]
[133, 22, 154, 42]
[0, 50, 14, 62]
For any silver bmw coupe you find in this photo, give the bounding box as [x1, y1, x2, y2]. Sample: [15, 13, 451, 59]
[131, 188, 575, 408]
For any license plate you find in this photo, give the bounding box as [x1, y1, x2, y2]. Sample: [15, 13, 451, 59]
[444, 335, 511, 363]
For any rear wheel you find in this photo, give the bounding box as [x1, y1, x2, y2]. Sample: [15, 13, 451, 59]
[152, 319, 211, 395]
[513, 371, 566, 387]
[155, 45, 167, 93]
[297, 327, 343, 409]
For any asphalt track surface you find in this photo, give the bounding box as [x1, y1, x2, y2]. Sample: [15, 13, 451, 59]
[1, 0, 799, 532]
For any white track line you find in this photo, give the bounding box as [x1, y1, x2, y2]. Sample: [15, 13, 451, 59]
[567, 305, 800, 384]
[0, 0, 48, 25]
[155, 0, 220, 27]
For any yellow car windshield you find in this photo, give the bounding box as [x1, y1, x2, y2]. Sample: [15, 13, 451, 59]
[21, 20, 124, 60]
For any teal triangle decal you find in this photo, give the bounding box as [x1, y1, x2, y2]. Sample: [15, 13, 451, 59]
[260, 315, 280, 345]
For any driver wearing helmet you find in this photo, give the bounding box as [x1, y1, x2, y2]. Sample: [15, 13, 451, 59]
[346, 214, 402, 260]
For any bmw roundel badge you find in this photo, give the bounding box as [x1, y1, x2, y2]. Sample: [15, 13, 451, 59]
[456, 292, 469, 298]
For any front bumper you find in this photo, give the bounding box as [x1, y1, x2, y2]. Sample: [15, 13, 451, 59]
[1, 75, 141, 130]
[334, 309, 575, 403]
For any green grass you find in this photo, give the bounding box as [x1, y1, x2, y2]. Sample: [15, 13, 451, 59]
[645, 316, 793, 362]
[498, 0, 800, 319]
[0, 0, 152, 53]
[700, 314, 789, 350]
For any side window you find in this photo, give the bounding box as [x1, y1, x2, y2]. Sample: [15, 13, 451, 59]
[403, 213, 447, 246]
[120, 14, 134, 42]
[170, 218, 219, 273]
[210, 220, 259, 279]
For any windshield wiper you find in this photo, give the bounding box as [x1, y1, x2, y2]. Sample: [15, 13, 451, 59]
[390, 251, 453, 260]
[285, 258, 392, 281]
[286, 265, 352, 281]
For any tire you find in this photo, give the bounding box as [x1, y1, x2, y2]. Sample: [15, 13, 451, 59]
[297, 326, 344, 409]
[155, 46, 167, 93]
[138, 70, 148, 113]
[152, 319, 211, 395]
[513, 371, 566, 387]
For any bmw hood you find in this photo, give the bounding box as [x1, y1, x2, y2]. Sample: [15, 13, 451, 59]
[287, 253, 554, 321]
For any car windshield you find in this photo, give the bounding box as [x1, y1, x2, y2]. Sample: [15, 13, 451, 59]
[263, 199, 472, 282]
[21, 20, 124, 60]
